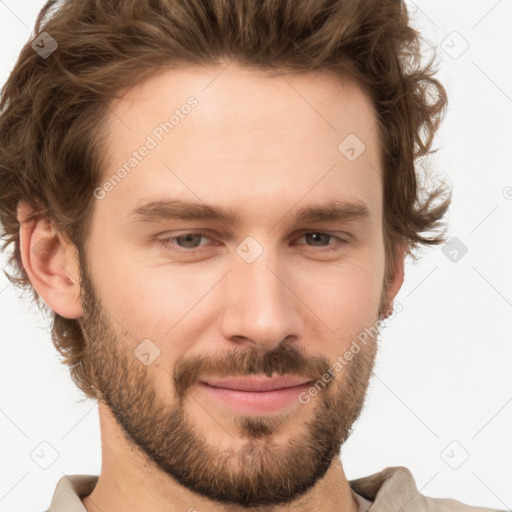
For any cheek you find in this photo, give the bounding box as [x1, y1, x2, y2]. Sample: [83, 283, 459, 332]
[291, 246, 385, 353]
[304, 264, 382, 327]
[91, 247, 221, 345]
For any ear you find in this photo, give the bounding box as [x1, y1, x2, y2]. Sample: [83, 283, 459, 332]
[16, 200, 83, 319]
[381, 242, 407, 317]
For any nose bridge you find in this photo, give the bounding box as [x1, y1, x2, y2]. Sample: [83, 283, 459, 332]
[219, 240, 302, 349]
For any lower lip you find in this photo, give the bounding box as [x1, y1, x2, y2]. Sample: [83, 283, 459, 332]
[197, 382, 312, 415]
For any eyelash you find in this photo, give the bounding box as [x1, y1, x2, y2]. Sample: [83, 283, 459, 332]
[155, 231, 349, 253]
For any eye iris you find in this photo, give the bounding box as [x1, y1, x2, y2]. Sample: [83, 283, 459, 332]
[177, 234, 203, 248]
[306, 233, 330, 246]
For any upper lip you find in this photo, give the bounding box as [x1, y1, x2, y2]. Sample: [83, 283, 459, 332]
[201, 376, 313, 392]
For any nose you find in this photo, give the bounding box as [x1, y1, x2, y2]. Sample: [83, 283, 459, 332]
[218, 250, 303, 351]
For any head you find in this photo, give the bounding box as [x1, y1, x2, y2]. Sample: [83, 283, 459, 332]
[0, 0, 450, 508]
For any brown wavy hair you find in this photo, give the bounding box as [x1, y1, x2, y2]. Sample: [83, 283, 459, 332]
[0, 0, 451, 400]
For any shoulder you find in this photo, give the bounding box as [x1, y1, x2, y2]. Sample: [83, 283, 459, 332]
[349, 466, 506, 512]
[418, 496, 505, 512]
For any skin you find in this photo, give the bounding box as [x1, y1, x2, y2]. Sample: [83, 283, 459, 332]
[17, 61, 405, 512]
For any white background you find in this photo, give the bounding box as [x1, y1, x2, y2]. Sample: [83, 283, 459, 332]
[0, 1, 511, 510]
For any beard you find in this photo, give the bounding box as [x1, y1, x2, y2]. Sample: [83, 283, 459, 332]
[77, 251, 390, 509]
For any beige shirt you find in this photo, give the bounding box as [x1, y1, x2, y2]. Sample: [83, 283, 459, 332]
[44, 466, 505, 512]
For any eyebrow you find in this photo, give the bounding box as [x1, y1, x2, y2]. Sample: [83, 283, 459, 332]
[128, 198, 371, 227]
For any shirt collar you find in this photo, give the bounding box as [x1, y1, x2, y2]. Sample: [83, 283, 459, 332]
[46, 466, 419, 512]
[349, 466, 427, 511]
[46, 474, 97, 512]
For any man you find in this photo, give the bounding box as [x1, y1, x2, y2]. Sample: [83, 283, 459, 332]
[0, 0, 504, 511]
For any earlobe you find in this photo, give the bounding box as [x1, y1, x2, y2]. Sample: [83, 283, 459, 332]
[389, 243, 406, 300]
[17, 200, 83, 319]
[381, 242, 407, 318]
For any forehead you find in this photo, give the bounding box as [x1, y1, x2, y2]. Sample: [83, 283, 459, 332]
[96, 64, 382, 226]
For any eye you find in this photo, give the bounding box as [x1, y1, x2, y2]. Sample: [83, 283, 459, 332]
[294, 232, 349, 251]
[156, 231, 213, 250]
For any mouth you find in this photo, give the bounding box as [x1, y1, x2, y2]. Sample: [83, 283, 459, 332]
[197, 376, 315, 415]
[201, 376, 314, 392]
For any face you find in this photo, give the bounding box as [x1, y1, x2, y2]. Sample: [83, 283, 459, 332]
[78, 63, 398, 507]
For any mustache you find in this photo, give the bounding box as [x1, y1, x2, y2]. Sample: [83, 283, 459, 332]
[173, 343, 332, 399]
